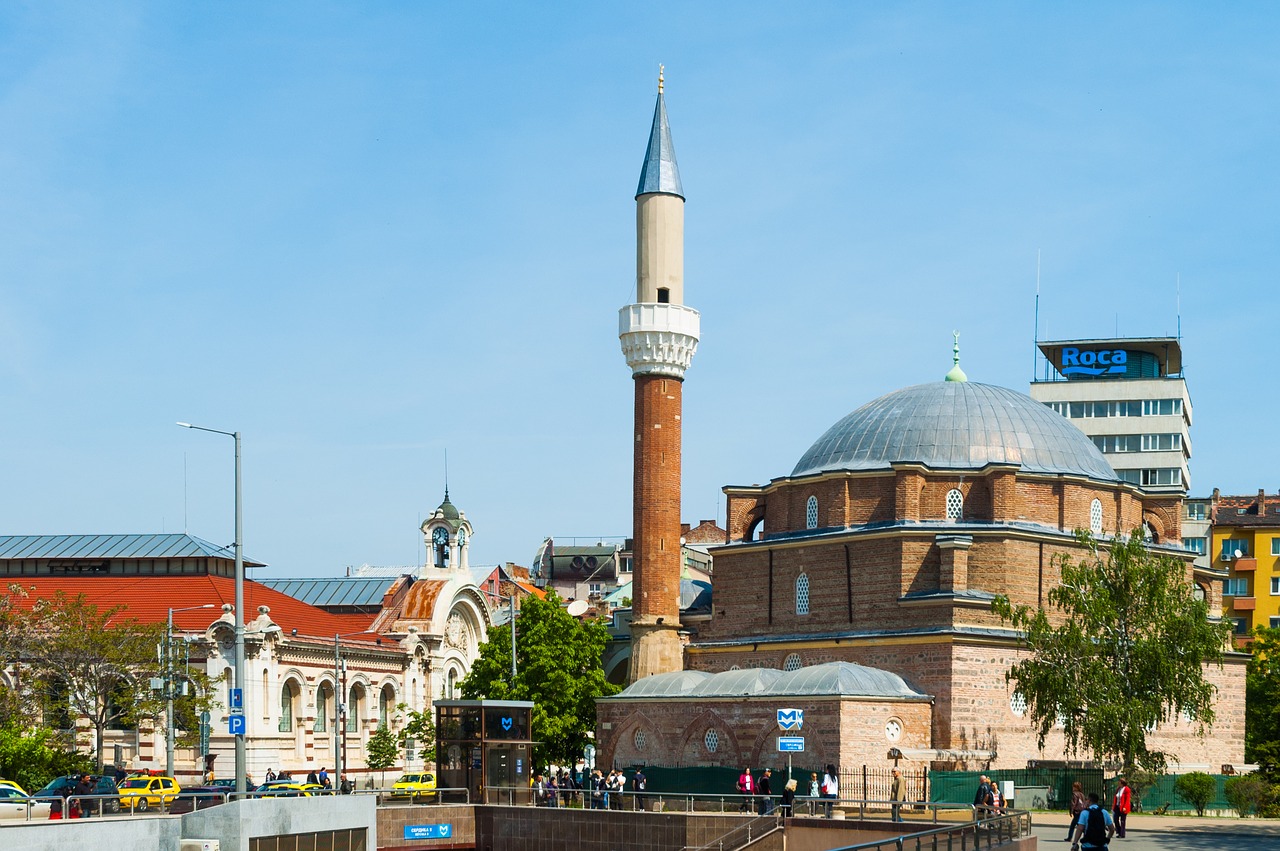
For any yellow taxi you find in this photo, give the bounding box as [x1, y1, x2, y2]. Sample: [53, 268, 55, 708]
[0, 780, 25, 794]
[118, 775, 180, 811]
[391, 772, 437, 801]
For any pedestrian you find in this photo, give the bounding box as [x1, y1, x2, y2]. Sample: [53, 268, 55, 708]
[306, 769, 319, 786]
[590, 769, 605, 809]
[757, 768, 774, 815]
[1112, 778, 1131, 839]
[265, 767, 277, 783]
[1072, 791, 1115, 850]
[546, 772, 558, 808]
[204, 767, 215, 784]
[780, 778, 797, 817]
[73, 774, 93, 818]
[891, 768, 907, 822]
[533, 772, 547, 807]
[809, 773, 820, 815]
[821, 764, 839, 818]
[973, 774, 991, 817]
[610, 769, 625, 810]
[1066, 781, 1086, 841]
[319, 767, 330, 789]
[737, 766, 755, 813]
[633, 767, 647, 808]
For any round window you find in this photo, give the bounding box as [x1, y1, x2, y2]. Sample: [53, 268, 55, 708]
[885, 718, 902, 743]
[704, 729, 720, 753]
[783, 653, 802, 672]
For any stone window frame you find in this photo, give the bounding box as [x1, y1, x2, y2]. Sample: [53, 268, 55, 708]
[796, 573, 810, 616]
[884, 717, 903, 742]
[805, 496, 819, 530]
[1090, 498, 1104, 535]
[945, 488, 963, 521]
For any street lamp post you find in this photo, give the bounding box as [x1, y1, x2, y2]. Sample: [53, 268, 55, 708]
[178, 421, 246, 795]
[166, 604, 216, 778]
[332, 631, 370, 793]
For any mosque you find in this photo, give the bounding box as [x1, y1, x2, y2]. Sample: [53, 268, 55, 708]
[596, 78, 1246, 774]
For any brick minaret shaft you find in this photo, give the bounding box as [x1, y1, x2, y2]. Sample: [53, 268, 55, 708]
[619, 71, 700, 683]
[632, 374, 683, 628]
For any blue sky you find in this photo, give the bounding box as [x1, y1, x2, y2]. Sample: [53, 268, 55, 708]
[3, 3, 1277, 576]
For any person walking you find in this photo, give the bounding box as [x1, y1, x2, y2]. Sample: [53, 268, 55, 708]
[1066, 781, 1086, 841]
[757, 768, 774, 815]
[1112, 778, 1131, 838]
[891, 768, 907, 822]
[809, 772, 821, 815]
[821, 764, 839, 818]
[264, 767, 277, 783]
[973, 775, 991, 817]
[632, 767, 647, 809]
[1072, 792, 1115, 850]
[318, 767, 330, 790]
[780, 778, 797, 817]
[737, 767, 755, 813]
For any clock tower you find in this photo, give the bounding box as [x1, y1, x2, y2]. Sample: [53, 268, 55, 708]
[619, 69, 700, 683]
[420, 489, 472, 573]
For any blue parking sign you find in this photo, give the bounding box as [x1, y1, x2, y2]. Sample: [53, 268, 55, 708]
[228, 714, 246, 735]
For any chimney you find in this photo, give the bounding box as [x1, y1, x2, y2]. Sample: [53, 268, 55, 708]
[680, 523, 691, 535]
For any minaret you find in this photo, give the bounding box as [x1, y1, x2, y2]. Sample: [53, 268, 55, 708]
[619, 67, 700, 683]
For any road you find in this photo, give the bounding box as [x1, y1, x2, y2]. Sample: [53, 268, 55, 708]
[1031, 810, 1280, 850]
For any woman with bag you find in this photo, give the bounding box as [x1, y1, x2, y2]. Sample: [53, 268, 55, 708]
[821, 764, 839, 818]
[1066, 781, 1086, 841]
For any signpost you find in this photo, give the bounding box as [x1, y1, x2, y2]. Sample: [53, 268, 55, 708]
[777, 709, 804, 780]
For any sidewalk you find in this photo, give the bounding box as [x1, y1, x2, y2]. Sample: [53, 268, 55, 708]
[1033, 810, 1280, 837]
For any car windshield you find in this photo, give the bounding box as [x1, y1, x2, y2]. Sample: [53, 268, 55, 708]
[120, 779, 151, 789]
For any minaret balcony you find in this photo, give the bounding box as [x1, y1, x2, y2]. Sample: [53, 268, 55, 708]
[619, 302, 701, 378]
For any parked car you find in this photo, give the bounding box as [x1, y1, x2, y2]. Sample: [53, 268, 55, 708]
[118, 775, 180, 811]
[0, 779, 26, 794]
[254, 783, 314, 798]
[0, 785, 51, 820]
[208, 778, 257, 794]
[34, 775, 121, 816]
[391, 772, 437, 801]
[169, 786, 228, 814]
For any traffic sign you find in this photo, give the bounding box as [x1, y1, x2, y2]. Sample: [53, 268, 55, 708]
[777, 708, 804, 731]
[228, 714, 246, 736]
[777, 736, 805, 752]
[229, 688, 243, 710]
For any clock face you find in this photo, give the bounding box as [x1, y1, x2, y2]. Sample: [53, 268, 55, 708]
[457, 528, 467, 547]
[432, 527, 449, 546]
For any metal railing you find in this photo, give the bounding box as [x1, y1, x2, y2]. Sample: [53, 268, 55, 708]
[827, 809, 1034, 851]
[680, 812, 782, 851]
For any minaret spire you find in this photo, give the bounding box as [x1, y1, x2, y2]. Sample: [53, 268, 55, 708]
[945, 331, 968, 383]
[619, 73, 700, 683]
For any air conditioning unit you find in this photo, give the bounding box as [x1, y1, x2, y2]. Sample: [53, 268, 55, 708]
[1221, 553, 1232, 562]
[181, 842, 220, 851]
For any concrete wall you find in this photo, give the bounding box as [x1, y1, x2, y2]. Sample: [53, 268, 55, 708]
[0, 796, 378, 851]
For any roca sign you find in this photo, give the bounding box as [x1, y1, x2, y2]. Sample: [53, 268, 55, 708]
[1061, 347, 1127, 377]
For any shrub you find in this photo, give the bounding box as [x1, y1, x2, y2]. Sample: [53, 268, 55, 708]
[1224, 774, 1273, 818]
[1173, 772, 1216, 817]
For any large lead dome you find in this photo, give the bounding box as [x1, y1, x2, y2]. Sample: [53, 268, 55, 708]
[791, 381, 1119, 482]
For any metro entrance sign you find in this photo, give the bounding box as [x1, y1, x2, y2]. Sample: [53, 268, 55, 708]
[777, 736, 805, 752]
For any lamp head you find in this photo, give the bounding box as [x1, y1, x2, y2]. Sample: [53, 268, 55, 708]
[177, 422, 193, 428]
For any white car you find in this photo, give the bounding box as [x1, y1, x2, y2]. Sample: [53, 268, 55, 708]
[0, 786, 51, 820]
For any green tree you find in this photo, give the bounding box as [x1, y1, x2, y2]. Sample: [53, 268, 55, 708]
[1224, 773, 1273, 818]
[366, 724, 399, 785]
[460, 591, 619, 766]
[1244, 626, 1280, 778]
[17, 591, 166, 771]
[993, 530, 1231, 775]
[0, 724, 92, 791]
[396, 703, 436, 766]
[1174, 771, 1217, 816]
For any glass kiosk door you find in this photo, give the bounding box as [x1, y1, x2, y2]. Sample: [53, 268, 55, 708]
[435, 699, 535, 805]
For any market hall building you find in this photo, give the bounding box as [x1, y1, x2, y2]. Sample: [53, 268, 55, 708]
[598, 364, 1245, 774]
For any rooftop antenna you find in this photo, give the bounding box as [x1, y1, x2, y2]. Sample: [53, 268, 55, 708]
[1176, 273, 1182, 340]
[444, 449, 449, 500]
[658, 63, 664, 94]
[1032, 249, 1041, 381]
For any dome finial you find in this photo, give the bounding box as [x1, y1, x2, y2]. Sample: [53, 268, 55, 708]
[658, 63, 664, 94]
[945, 331, 968, 382]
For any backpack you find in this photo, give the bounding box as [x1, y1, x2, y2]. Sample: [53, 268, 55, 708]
[1082, 805, 1108, 847]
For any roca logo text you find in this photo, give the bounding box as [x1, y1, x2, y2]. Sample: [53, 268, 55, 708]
[1061, 348, 1127, 376]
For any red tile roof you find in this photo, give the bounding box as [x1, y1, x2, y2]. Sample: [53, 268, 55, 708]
[6, 576, 379, 643]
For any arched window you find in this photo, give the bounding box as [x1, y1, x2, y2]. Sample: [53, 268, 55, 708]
[315, 683, 330, 733]
[347, 685, 364, 733]
[783, 653, 802, 672]
[1090, 499, 1103, 535]
[279, 682, 295, 733]
[447, 669, 458, 700]
[704, 729, 719, 753]
[946, 489, 963, 520]
[796, 573, 810, 615]
[805, 496, 819, 530]
[379, 684, 394, 727]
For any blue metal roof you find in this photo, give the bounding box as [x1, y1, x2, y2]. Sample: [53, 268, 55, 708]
[258, 577, 401, 609]
[0, 533, 265, 565]
[636, 92, 684, 199]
